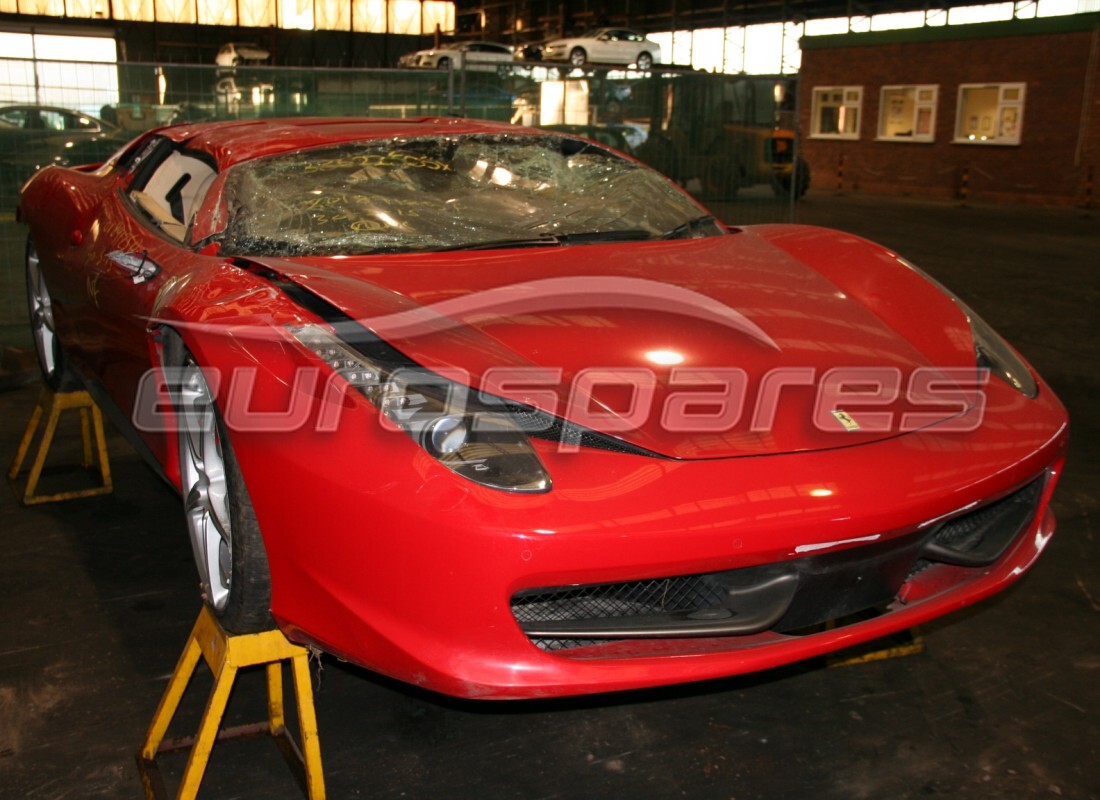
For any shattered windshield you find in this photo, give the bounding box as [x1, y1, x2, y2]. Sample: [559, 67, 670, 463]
[214, 132, 720, 256]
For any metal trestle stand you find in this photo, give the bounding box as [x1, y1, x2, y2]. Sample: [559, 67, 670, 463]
[137, 606, 326, 799]
[8, 386, 112, 504]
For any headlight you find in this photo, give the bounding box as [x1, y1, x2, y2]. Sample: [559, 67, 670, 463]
[961, 304, 1038, 398]
[898, 258, 1038, 398]
[289, 324, 551, 493]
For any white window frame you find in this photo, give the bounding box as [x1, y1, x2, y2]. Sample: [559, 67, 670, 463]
[954, 82, 1026, 145]
[876, 84, 938, 143]
[810, 85, 863, 140]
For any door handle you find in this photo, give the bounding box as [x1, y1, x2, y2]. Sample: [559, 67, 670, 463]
[108, 250, 160, 284]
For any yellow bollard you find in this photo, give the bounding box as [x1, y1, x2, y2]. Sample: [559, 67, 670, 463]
[137, 606, 326, 800]
[959, 166, 970, 207]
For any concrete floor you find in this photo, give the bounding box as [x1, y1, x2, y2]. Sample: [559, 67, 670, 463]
[0, 189, 1097, 800]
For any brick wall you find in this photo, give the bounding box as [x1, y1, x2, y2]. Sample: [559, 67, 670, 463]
[798, 16, 1100, 205]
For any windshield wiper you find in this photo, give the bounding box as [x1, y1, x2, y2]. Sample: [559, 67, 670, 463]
[556, 229, 655, 244]
[662, 215, 721, 239]
[434, 229, 656, 252]
[212, 231, 411, 257]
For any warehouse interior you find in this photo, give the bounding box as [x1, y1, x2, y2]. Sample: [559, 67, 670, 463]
[0, 0, 1098, 798]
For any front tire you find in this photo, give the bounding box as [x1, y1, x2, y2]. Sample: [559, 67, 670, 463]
[175, 344, 273, 633]
[636, 52, 653, 70]
[773, 156, 811, 200]
[437, 57, 452, 70]
[570, 47, 587, 67]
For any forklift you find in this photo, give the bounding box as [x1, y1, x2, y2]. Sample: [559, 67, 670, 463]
[633, 72, 810, 200]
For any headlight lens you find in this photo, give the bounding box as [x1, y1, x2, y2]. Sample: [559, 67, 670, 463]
[289, 324, 551, 493]
[898, 258, 1038, 398]
[963, 305, 1038, 398]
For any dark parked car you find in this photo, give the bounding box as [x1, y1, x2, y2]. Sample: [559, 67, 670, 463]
[0, 104, 127, 195]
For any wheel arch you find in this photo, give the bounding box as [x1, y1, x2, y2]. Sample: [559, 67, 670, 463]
[146, 315, 251, 494]
[146, 322, 194, 493]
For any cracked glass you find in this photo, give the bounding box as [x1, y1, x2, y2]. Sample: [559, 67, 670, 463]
[214, 132, 716, 256]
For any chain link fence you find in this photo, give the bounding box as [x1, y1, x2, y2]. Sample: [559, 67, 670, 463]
[1, 59, 804, 350]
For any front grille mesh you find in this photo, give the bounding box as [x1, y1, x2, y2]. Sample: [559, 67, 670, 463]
[514, 577, 728, 623]
[513, 576, 731, 651]
[514, 476, 1046, 652]
[931, 479, 1042, 552]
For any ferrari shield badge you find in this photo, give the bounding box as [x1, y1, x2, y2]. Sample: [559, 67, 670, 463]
[831, 409, 861, 432]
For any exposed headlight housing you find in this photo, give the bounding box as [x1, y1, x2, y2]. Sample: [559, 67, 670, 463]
[960, 303, 1038, 399]
[898, 258, 1038, 398]
[289, 324, 551, 493]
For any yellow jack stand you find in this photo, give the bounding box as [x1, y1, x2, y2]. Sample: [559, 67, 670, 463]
[137, 606, 326, 800]
[827, 625, 925, 668]
[8, 386, 112, 505]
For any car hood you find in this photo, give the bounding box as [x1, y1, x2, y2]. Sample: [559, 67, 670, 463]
[257, 225, 979, 459]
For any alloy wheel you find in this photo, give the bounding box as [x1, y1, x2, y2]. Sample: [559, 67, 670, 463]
[25, 243, 57, 381]
[178, 359, 233, 610]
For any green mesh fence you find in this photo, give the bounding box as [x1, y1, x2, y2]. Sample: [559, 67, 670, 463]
[1, 59, 803, 350]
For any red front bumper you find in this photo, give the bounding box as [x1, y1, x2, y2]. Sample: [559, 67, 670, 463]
[225, 364, 1067, 699]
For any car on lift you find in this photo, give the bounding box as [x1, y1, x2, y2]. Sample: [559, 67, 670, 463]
[215, 42, 271, 68]
[19, 117, 1067, 700]
[213, 42, 274, 113]
[540, 28, 661, 69]
[398, 41, 515, 73]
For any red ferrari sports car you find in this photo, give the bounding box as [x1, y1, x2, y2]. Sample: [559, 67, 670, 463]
[20, 117, 1067, 699]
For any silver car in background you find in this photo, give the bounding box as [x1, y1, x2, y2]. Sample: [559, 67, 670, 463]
[398, 41, 514, 73]
[541, 29, 661, 68]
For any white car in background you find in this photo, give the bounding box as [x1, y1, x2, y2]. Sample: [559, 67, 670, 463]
[213, 42, 273, 110]
[215, 42, 270, 68]
[541, 29, 661, 69]
[398, 41, 514, 73]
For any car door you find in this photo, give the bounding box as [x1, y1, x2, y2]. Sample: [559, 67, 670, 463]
[27, 132, 173, 382]
[624, 31, 647, 64]
[474, 43, 512, 71]
[610, 30, 641, 64]
[465, 43, 490, 72]
[454, 44, 471, 70]
[73, 136, 220, 428]
[585, 31, 612, 63]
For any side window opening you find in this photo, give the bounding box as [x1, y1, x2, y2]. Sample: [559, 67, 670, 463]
[129, 147, 217, 243]
[164, 173, 192, 222]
